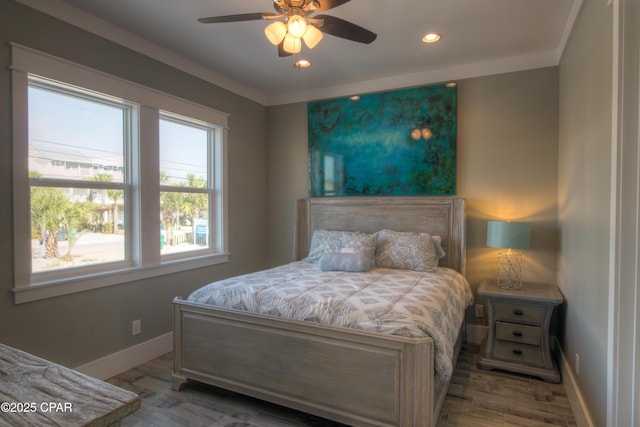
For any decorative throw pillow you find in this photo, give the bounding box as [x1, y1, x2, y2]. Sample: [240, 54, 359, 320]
[375, 229, 440, 271]
[305, 230, 376, 264]
[319, 250, 373, 272]
[431, 235, 447, 259]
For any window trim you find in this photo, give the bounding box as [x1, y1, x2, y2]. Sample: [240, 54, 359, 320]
[158, 111, 219, 261]
[10, 43, 229, 304]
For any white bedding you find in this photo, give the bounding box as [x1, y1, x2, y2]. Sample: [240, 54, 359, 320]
[187, 261, 473, 380]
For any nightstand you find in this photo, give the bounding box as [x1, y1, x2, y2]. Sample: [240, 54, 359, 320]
[477, 279, 563, 383]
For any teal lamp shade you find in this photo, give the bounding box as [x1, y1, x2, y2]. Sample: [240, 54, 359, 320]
[486, 221, 531, 250]
[486, 221, 531, 289]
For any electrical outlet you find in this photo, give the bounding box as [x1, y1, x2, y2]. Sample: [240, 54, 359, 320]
[575, 353, 580, 376]
[474, 304, 484, 318]
[132, 319, 141, 336]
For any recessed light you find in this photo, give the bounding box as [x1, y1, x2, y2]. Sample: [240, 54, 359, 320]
[422, 33, 441, 43]
[294, 58, 311, 68]
[350, 95, 360, 101]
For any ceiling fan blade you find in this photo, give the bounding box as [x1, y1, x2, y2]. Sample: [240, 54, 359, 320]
[198, 13, 278, 24]
[278, 43, 293, 57]
[314, 0, 352, 12]
[315, 15, 377, 44]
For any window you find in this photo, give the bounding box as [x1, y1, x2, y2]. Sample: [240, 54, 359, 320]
[28, 79, 130, 276]
[159, 115, 213, 256]
[11, 43, 228, 303]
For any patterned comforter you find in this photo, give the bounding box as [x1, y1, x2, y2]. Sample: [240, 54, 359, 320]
[187, 261, 474, 380]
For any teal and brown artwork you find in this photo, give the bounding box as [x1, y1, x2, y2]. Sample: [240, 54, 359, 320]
[308, 83, 457, 196]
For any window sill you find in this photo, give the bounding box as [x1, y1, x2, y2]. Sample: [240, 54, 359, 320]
[12, 253, 230, 304]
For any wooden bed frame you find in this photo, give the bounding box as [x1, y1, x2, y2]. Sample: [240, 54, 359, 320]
[172, 196, 466, 427]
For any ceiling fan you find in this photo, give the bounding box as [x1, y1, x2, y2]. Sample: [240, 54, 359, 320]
[198, 0, 377, 66]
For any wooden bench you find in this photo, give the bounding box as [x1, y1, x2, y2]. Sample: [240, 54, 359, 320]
[0, 343, 140, 426]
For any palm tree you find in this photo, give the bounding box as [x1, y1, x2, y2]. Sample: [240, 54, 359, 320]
[31, 186, 68, 258]
[106, 188, 123, 233]
[30, 186, 90, 259]
[91, 173, 122, 233]
[182, 174, 208, 244]
[60, 201, 89, 261]
[160, 171, 180, 246]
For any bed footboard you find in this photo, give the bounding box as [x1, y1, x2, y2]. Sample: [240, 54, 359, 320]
[173, 298, 439, 427]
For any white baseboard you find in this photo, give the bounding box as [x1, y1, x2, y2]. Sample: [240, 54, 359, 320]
[556, 340, 596, 427]
[75, 332, 173, 380]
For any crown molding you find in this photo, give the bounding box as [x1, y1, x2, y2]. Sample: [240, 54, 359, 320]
[15, 0, 269, 105]
[17, 0, 580, 107]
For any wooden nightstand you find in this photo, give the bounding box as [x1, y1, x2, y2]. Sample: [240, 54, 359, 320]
[477, 279, 563, 383]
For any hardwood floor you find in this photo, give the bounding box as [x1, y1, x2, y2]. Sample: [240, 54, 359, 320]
[107, 343, 577, 426]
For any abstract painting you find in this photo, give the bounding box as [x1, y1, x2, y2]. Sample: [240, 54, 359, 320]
[308, 83, 457, 196]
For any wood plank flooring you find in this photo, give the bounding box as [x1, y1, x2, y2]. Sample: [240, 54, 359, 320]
[107, 343, 577, 426]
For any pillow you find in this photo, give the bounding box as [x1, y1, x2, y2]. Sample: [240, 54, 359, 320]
[319, 250, 373, 272]
[305, 230, 376, 264]
[431, 235, 447, 259]
[375, 229, 441, 272]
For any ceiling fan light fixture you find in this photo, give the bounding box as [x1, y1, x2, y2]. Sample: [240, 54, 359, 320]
[264, 21, 287, 45]
[302, 24, 323, 49]
[198, 2, 378, 65]
[287, 14, 308, 38]
[283, 33, 302, 53]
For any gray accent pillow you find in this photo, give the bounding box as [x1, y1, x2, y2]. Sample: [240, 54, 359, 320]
[305, 230, 376, 264]
[375, 229, 440, 271]
[431, 235, 447, 259]
[320, 250, 373, 272]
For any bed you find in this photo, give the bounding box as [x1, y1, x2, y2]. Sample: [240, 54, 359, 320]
[172, 196, 469, 427]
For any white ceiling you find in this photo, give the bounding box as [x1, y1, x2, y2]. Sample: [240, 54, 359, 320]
[19, 0, 581, 105]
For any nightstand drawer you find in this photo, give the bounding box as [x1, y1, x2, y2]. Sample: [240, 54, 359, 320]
[494, 302, 545, 324]
[495, 321, 541, 346]
[493, 341, 545, 367]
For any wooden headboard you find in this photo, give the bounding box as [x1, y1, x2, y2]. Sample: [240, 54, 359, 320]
[296, 196, 466, 275]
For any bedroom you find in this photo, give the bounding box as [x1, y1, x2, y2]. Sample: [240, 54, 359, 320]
[0, 0, 637, 426]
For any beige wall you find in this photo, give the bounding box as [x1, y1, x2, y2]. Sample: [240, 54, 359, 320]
[0, 1, 268, 367]
[558, 0, 613, 425]
[457, 69, 559, 290]
[266, 103, 310, 263]
[267, 67, 560, 327]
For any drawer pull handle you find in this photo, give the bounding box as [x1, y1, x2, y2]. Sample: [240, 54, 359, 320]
[513, 309, 524, 316]
[512, 349, 523, 355]
[512, 331, 523, 337]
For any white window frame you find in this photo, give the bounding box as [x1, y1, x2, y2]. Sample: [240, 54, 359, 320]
[10, 43, 229, 304]
[158, 111, 222, 261]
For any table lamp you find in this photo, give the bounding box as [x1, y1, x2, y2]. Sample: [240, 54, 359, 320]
[486, 220, 531, 289]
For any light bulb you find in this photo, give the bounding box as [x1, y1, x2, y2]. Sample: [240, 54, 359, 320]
[422, 33, 441, 43]
[422, 127, 432, 139]
[287, 15, 307, 38]
[294, 58, 311, 68]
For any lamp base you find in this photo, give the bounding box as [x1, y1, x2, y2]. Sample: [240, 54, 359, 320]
[497, 251, 522, 289]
